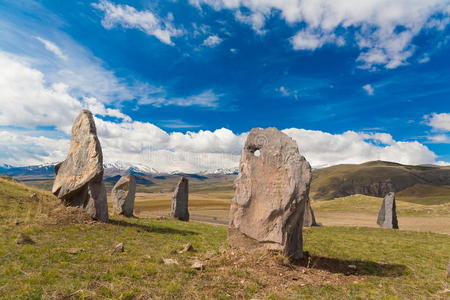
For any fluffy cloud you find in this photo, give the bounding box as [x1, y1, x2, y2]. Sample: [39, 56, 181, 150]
[362, 84, 374, 96]
[190, 0, 450, 69]
[283, 129, 435, 168]
[425, 113, 450, 131]
[424, 113, 450, 143]
[203, 35, 223, 47]
[0, 52, 81, 130]
[93, 0, 182, 45]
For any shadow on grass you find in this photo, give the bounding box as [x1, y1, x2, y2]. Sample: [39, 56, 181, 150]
[294, 254, 408, 277]
[109, 219, 199, 236]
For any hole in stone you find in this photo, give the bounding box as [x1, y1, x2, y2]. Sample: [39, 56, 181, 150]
[254, 149, 261, 157]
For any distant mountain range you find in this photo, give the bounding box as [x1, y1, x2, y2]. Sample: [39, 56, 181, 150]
[0, 162, 239, 179]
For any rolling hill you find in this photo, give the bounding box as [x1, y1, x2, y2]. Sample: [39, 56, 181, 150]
[310, 161, 450, 203]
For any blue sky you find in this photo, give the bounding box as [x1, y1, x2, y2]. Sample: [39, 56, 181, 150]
[1, 0, 450, 171]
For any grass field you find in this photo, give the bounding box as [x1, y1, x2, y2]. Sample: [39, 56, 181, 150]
[1, 176, 450, 299]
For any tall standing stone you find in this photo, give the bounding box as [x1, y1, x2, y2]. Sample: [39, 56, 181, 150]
[112, 175, 136, 217]
[229, 127, 311, 259]
[171, 177, 189, 221]
[52, 110, 108, 222]
[303, 198, 319, 227]
[377, 192, 398, 229]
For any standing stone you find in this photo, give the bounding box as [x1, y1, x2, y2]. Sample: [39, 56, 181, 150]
[377, 192, 398, 229]
[52, 110, 108, 222]
[303, 198, 319, 227]
[229, 127, 311, 259]
[112, 175, 136, 217]
[171, 177, 189, 221]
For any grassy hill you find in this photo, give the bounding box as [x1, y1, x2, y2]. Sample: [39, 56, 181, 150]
[311, 161, 450, 203]
[1, 176, 450, 299]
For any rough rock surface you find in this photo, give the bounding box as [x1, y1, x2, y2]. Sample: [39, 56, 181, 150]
[303, 198, 319, 227]
[355, 180, 394, 198]
[51, 110, 108, 222]
[377, 192, 399, 229]
[228, 127, 311, 259]
[112, 175, 136, 217]
[171, 177, 189, 221]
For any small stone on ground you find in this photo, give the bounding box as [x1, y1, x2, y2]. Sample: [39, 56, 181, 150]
[111, 243, 124, 255]
[16, 233, 34, 245]
[163, 258, 179, 265]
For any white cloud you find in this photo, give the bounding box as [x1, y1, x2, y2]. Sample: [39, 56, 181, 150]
[362, 84, 375, 96]
[291, 29, 344, 50]
[203, 35, 223, 47]
[425, 113, 450, 131]
[35, 37, 68, 60]
[190, 0, 450, 69]
[0, 52, 81, 131]
[142, 90, 221, 108]
[277, 86, 299, 100]
[283, 129, 436, 168]
[93, 0, 182, 46]
[428, 134, 450, 144]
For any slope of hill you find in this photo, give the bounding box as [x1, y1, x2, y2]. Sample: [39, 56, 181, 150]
[311, 161, 450, 202]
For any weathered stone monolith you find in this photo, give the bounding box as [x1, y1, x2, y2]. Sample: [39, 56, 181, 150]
[52, 109, 108, 222]
[377, 192, 398, 229]
[228, 127, 311, 259]
[171, 177, 189, 221]
[112, 175, 136, 217]
[303, 198, 319, 227]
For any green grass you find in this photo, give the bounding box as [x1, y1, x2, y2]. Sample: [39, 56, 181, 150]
[397, 184, 450, 205]
[1, 176, 450, 299]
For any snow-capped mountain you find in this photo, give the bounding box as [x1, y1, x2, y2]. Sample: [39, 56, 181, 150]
[0, 161, 238, 178]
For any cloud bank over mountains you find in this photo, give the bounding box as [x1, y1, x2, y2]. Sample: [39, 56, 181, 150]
[0, 48, 444, 171]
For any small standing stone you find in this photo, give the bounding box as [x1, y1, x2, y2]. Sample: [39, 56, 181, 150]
[112, 175, 136, 217]
[171, 177, 189, 221]
[377, 192, 399, 229]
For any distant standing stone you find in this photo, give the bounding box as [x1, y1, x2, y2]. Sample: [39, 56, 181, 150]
[228, 127, 311, 259]
[51, 110, 108, 222]
[303, 198, 319, 227]
[112, 175, 136, 217]
[171, 177, 189, 221]
[377, 192, 399, 229]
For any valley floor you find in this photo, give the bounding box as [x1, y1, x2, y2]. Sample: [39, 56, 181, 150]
[132, 192, 450, 235]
